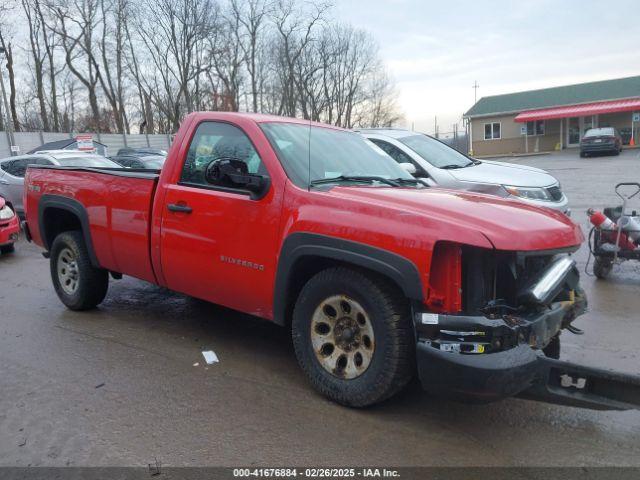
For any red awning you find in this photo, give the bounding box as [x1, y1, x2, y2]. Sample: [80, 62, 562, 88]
[514, 98, 640, 122]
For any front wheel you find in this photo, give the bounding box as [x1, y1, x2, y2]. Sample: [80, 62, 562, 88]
[50, 231, 109, 310]
[593, 256, 612, 280]
[292, 267, 414, 407]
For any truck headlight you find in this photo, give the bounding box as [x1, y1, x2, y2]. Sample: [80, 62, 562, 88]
[0, 205, 15, 220]
[503, 185, 553, 202]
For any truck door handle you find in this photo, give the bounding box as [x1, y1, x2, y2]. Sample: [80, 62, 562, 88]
[167, 203, 192, 213]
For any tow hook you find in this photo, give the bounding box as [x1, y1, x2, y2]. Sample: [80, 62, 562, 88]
[520, 356, 640, 410]
[560, 374, 586, 389]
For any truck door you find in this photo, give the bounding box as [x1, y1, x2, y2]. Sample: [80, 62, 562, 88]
[159, 121, 283, 319]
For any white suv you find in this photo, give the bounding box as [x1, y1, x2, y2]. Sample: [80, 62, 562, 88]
[360, 129, 569, 214]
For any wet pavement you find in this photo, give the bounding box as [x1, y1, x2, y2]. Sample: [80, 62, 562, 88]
[1, 149, 639, 467]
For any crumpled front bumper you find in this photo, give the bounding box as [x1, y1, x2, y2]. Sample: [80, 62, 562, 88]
[415, 290, 588, 403]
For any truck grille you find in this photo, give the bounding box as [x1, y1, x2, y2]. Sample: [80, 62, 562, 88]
[461, 247, 570, 314]
[546, 185, 563, 201]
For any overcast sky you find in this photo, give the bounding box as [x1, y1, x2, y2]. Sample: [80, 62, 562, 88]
[336, 0, 640, 134]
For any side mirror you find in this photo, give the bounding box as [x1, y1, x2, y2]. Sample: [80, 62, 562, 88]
[399, 162, 417, 175]
[205, 158, 269, 198]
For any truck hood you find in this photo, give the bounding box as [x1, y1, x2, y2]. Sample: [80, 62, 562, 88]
[448, 160, 557, 188]
[331, 186, 583, 251]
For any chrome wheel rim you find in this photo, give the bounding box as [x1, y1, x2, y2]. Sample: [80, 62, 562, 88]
[57, 248, 79, 295]
[310, 295, 375, 380]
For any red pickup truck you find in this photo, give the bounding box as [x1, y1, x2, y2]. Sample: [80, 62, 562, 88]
[22, 112, 640, 409]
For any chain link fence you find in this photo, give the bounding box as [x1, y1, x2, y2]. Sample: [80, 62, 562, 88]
[0, 130, 173, 158]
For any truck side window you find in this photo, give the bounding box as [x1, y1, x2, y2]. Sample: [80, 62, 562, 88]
[181, 122, 264, 187]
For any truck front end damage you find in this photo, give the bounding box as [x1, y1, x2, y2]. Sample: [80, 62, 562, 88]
[416, 243, 640, 410]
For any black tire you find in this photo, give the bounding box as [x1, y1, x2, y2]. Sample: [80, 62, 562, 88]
[0, 243, 15, 254]
[543, 334, 560, 360]
[50, 231, 109, 310]
[593, 256, 612, 280]
[292, 267, 414, 407]
[579, 151, 586, 158]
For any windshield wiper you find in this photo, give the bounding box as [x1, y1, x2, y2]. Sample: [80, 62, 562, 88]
[389, 177, 423, 186]
[439, 164, 472, 170]
[310, 175, 402, 187]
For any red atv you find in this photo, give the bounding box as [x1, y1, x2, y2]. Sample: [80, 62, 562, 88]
[587, 183, 640, 279]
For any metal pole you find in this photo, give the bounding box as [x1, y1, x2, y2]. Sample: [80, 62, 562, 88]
[0, 48, 16, 156]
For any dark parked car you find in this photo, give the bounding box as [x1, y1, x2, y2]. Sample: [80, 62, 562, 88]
[28, 138, 108, 157]
[580, 127, 623, 157]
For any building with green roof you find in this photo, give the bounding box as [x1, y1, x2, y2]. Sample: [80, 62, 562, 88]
[463, 75, 640, 156]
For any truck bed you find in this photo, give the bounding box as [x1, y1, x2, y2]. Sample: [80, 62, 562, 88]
[25, 166, 160, 283]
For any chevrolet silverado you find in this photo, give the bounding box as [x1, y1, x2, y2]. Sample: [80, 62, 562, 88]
[22, 112, 640, 409]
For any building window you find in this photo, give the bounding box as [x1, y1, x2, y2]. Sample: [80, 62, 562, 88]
[526, 120, 545, 136]
[484, 122, 501, 140]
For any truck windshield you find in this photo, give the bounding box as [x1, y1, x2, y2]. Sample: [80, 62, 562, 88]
[398, 134, 474, 169]
[261, 122, 414, 188]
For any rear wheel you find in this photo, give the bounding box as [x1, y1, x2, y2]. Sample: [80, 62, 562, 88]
[0, 243, 15, 254]
[292, 267, 414, 407]
[580, 151, 586, 158]
[593, 256, 612, 280]
[50, 231, 109, 310]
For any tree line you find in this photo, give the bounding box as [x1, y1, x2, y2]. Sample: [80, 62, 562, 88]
[0, 0, 403, 134]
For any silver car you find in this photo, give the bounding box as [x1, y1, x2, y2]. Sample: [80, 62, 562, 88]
[0, 150, 121, 215]
[361, 129, 569, 214]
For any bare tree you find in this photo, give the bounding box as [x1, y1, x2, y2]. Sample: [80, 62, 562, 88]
[136, 0, 217, 131]
[22, 0, 49, 130]
[96, 0, 129, 133]
[0, 0, 9, 131]
[270, 0, 328, 117]
[44, 0, 104, 130]
[352, 68, 403, 128]
[122, 9, 151, 133]
[230, 0, 272, 112]
[6, 0, 404, 133]
[0, 0, 20, 131]
[34, 0, 61, 131]
[208, 4, 245, 111]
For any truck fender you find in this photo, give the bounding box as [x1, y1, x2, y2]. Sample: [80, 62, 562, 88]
[38, 194, 100, 268]
[273, 232, 424, 326]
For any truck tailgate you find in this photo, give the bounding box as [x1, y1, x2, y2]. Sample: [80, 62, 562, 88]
[25, 167, 159, 283]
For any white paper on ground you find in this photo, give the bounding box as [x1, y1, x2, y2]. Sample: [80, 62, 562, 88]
[202, 350, 219, 364]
